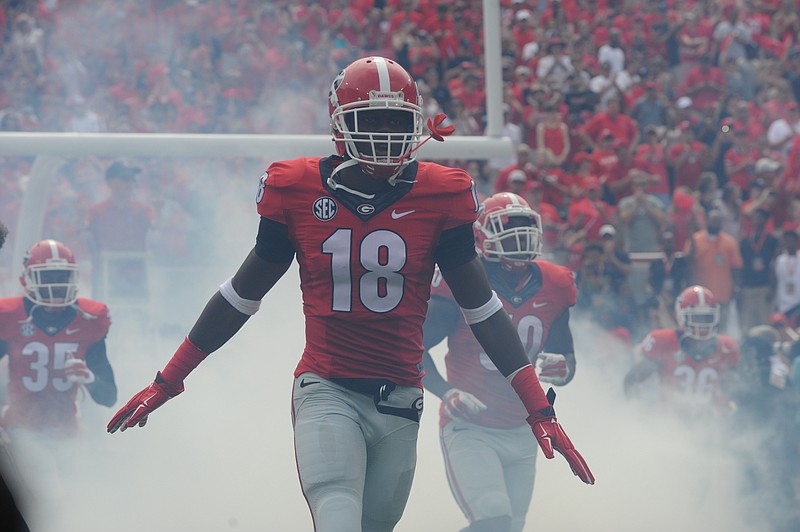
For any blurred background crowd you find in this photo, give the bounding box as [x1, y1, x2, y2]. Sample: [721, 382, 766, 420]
[1, 0, 800, 527]
[3, 0, 800, 340]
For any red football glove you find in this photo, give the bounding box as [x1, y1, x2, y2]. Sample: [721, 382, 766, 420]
[64, 358, 95, 385]
[527, 388, 595, 485]
[107, 372, 183, 433]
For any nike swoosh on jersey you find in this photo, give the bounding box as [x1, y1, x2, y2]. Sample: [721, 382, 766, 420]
[391, 209, 415, 219]
[532, 302, 548, 308]
[65, 328, 80, 335]
[300, 379, 319, 388]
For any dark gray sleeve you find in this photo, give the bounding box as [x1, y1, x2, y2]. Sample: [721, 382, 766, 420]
[84, 340, 117, 407]
[434, 223, 478, 272]
[255, 216, 296, 263]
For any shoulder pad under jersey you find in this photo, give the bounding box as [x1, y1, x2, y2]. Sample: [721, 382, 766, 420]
[262, 158, 322, 189]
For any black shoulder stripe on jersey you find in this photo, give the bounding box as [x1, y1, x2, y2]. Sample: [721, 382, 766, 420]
[435, 223, 477, 271]
[255, 216, 295, 263]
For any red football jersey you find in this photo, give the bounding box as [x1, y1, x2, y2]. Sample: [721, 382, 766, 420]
[431, 261, 577, 429]
[638, 329, 740, 406]
[0, 297, 110, 437]
[256, 158, 479, 387]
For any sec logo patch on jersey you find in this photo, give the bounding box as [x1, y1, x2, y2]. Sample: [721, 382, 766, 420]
[313, 196, 338, 221]
[20, 322, 35, 337]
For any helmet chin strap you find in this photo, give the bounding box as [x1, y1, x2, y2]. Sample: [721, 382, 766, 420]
[327, 159, 376, 200]
[327, 158, 414, 198]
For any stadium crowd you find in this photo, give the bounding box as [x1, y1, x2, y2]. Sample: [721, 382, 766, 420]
[1, 0, 800, 525]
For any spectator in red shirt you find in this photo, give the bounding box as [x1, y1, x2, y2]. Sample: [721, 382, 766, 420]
[590, 131, 620, 180]
[535, 103, 571, 168]
[528, 181, 563, 254]
[724, 123, 761, 191]
[85, 161, 156, 300]
[669, 187, 706, 253]
[567, 177, 617, 242]
[493, 143, 537, 194]
[682, 54, 727, 112]
[634, 126, 671, 204]
[668, 122, 710, 192]
[580, 96, 640, 151]
[678, 11, 713, 66]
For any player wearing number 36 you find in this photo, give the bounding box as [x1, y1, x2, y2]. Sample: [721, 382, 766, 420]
[107, 56, 593, 532]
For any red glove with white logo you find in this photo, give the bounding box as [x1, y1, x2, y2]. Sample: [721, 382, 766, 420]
[108, 337, 207, 434]
[107, 372, 183, 433]
[442, 388, 487, 419]
[64, 358, 95, 384]
[527, 388, 595, 485]
[509, 365, 595, 485]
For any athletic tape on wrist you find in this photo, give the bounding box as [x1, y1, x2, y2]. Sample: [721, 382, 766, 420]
[219, 277, 262, 315]
[460, 291, 503, 324]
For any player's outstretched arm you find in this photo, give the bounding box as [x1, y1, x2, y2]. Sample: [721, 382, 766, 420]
[442, 257, 595, 484]
[108, 250, 292, 434]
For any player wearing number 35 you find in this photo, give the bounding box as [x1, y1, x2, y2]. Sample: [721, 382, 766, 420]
[107, 56, 593, 532]
[0, 239, 117, 439]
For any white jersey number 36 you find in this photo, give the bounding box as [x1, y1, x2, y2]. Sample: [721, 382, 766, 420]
[323, 228, 407, 313]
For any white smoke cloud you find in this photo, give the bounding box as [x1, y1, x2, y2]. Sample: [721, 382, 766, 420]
[4, 168, 789, 532]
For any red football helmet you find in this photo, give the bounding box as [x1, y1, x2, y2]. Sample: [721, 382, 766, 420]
[20, 239, 79, 307]
[474, 192, 543, 270]
[675, 285, 720, 340]
[328, 56, 424, 181]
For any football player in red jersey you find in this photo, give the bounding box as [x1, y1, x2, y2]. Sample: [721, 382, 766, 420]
[0, 239, 117, 438]
[107, 57, 593, 531]
[422, 192, 579, 532]
[0, 220, 31, 532]
[624, 285, 741, 416]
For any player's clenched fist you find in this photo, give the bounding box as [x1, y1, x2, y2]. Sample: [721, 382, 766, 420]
[442, 388, 487, 419]
[64, 358, 95, 384]
[107, 372, 183, 433]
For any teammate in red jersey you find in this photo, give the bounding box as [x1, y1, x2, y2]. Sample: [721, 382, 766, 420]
[107, 56, 593, 531]
[624, 285, 741, 416]
[422, 192, 579, 532]
[0, 220, 30, 532]
[0, 239, 117, 438]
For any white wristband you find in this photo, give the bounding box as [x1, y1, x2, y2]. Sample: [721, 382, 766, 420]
[219, 277, 262, 315]
[461, 291, 503, 325]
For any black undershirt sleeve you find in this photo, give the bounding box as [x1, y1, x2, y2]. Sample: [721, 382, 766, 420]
[84, 340, 117, 407]
[543, 309, 575, 354]
[434, 223, 478, 272]
[255, 216, 296, 263]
